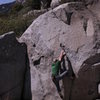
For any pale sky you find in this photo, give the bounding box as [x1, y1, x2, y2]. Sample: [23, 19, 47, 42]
[0, 0, 15, 4]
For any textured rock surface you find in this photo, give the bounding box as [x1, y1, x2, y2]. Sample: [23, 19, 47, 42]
[0, 32, 31, 100]
[20, 1, 100, 100]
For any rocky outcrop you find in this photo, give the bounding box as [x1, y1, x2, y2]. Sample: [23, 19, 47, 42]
[51, 0, 99, 9]
[0, 32, 31, 100]
[20, 1, 100, 100]
[51, 0, 61, 8]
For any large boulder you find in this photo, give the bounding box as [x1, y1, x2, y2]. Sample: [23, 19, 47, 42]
[0, 32, 31, 100]
[20, 1, 100, 100]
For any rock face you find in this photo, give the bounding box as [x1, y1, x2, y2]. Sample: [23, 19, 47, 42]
[0, 32, 31, 100]
[51, 0, 99, 9]
[20, 1, 100, 100]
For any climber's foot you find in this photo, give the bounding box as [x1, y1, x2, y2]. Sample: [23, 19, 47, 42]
[70, 76, 75, 80]
[58, 92, 64, 99]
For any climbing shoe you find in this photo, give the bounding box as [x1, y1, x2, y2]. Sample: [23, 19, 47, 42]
[58, 92, 63, 99]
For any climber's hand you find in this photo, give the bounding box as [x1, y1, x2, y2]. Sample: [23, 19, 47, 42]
[61, 50, 66, 56]
[63, 52, 66, 56]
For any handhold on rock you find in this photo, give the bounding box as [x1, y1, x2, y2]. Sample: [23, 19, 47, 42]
[33, 56, 44, 66]
[66, 12, 73, 25]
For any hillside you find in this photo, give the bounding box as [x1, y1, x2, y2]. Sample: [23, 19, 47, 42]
[0, 0, 48, 36]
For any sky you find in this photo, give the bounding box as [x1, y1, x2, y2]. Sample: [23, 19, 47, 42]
[0, 0, 15, 4]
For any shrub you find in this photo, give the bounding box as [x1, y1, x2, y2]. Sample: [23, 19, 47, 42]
[25, 0, 41, 10]
[0, 1, 41, 37]
[10, 3, 23, 14]
[0, 13, 36, 36]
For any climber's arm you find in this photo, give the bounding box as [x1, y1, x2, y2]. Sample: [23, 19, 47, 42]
[58, 50, 65, 61]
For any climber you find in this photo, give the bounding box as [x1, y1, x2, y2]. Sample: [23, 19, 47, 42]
[51, 50, 68, 99]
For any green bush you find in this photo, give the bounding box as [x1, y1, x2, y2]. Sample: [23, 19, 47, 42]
[0, 13, 36, 36]
[0, 1, 42, 37]
[18, 7, 32, 16]
[24, 0, 41, 10]
[10, 3, 24, 14]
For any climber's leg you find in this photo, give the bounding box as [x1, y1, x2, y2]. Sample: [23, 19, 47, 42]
[60, 56, 67, 73]
[56, 56, 68, 81]
[56, 70, 68, 80]
[52, 76, 61, 92]
[66, 57, 75, 78]
[52, 76, 63, 99]
[62, 56, 66, 70]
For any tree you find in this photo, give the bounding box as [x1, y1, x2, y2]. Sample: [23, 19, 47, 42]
[10, 3, 23, 14]
[25, 0, 41, 10]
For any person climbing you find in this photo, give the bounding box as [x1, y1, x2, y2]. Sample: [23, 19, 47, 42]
[51, 50, 67, 99]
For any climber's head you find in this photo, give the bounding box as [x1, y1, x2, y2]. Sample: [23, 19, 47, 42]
[53, 58, 58, 63]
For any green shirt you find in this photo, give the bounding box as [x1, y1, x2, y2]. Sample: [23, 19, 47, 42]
[52, 60, 60, 76]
